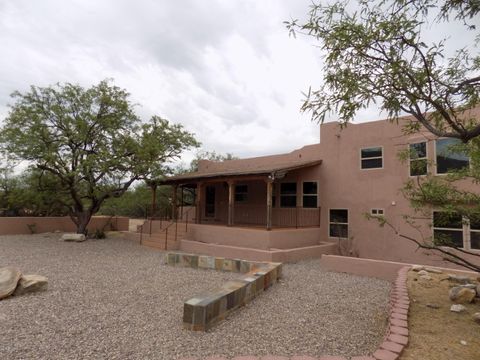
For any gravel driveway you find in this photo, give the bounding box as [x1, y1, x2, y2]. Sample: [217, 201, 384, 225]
[0, 234, 391, 360]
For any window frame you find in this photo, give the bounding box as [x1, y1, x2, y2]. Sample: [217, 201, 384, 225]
[432, 210, 480, 251]
[302, 180, 318, 208]
[328, 208, 349, 239]
[434, 138, 470, 176]
[360, 146, 384, 170]
[234, 184, 248, 203]
[370, 208, 384, 216]
[409, 141, 428, 177]
[279, 182, 297, 208]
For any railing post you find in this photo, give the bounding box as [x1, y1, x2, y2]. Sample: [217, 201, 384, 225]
[149, 219, 152, 235]
[295, 206, 299, 229]
[139, 225, 143, 245]
[165, 227, 168, 250]
[185, 210, 189, 232]
[266, 179, 273, 231]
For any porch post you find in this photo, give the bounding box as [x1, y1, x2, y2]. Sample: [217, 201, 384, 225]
[171, 184, 178, 220]
[195, 182, 203, 224]
[227, 180, 235, 226]
[266, 179, 273, 231]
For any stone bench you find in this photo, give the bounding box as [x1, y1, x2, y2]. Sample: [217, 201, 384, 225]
[165, 252, 282, 331]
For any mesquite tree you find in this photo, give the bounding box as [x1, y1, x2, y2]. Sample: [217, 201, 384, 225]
[0, 80, 198, 234]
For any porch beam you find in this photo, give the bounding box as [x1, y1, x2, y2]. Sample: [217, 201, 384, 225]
[266, 179, 273, 231]
[227, 180, 235, 226]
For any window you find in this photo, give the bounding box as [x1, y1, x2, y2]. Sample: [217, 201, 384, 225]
[234, 185, 248, 202]
[435, 138, 469, 174]
[205, 186, 215, 217]
[329, 209, 348, 238]
[409, 142, 427, 176]
[371, 208, 384, 216]
[433, 211, 480, 250]
[280, 183, 297, 208]
[361, 147, 383, 169]
[302, 182, 318, 208]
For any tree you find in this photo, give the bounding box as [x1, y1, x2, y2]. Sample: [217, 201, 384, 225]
[286, 0, 480, 141]
[288, 0, 480, 271]
[0, 80, 199, 234]
[188, 150, 238, 172]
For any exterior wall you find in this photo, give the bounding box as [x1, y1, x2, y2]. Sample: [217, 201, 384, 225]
[0, 216, 129, 235]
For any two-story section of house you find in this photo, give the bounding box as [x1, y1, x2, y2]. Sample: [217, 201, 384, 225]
[154, 110, 479, 268]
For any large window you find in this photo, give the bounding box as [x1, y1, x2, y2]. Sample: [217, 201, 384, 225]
[280, 183, 297, 208]
[329, 209, 348, 238]
[433, 211, 479, 250]
[435, 138, 469, 174]
[302, 181, 318, 208]
[234, 185, 248, 202]
[409, 142, 427, 176]
[361, 147, 383, 169]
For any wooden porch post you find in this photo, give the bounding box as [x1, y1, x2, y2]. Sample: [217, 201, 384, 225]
[195, 182, 203, 224]
[266, 179, 273, 231]
[171, 184, 178, 220]
[227, 180, 235, 226]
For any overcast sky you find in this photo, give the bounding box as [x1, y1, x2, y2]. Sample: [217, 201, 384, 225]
[0, 0, 477, 166]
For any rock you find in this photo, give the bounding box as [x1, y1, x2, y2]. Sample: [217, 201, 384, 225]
[460, 340, 467, 346]
[461, 284, 477, 289]
[61, 233, 86, 242]
[426, 303, 440, 309]
[425, 267, 443, 274]
[13, 274, 48, 296]
[0, 267, 22, 300]
[447, 274, 473, 284]
[473, 313, 480, 324]
[417, 270, 429, 276]
[450, 304, 466, 312]
[412, 265, 424, 272]
[449, 286, 476, 304]
[419, 274, 432, 281]
[477, 284, 480, 297]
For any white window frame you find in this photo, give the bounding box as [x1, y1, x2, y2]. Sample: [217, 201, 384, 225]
[432, 211, 479, 251]
[302, 180, 318, 208]
[370, 208, 384, 216]
[409, 141, 428, 177]
[360, 146, 384, 170]
[434, 138, 470, 176]
[328, 208, 349, 239]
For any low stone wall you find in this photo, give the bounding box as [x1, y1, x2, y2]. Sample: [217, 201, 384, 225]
[165, 252, 282, 331]
[0, 216, 129, 235]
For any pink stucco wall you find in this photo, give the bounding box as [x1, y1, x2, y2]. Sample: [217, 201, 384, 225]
[0, 216, 129, 235]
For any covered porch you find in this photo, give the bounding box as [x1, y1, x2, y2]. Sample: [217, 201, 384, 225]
[162, 159, 322, 231]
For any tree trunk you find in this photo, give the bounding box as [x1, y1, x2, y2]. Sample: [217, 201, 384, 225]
[75, 211, 93, 235]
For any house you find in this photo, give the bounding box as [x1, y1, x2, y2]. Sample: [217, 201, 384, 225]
[141, 110, 480, 267]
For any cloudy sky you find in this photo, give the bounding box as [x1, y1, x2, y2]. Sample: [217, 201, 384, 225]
[0, 0, 477, 165]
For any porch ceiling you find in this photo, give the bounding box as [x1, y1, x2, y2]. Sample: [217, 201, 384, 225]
[160, 159, 322, 185]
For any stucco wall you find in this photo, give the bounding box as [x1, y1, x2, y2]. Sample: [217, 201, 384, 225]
[0, 216, 129, 235]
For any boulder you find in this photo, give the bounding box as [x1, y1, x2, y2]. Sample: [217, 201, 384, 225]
[418, 270, 429, 276]
[477, 284, 480, 298]
[450, 304, 466, 313]
[412, 265, 424, 272]
[473, 313, 480, 324]
[461, 284, 477, 290]
[0, 267, 22, 300]
[447, 274, 473, 284]
[419, 274, 432, 281]
[449, 286, 476, 304]
[13, 274, 48, 296]
[61, 233, 86, 242]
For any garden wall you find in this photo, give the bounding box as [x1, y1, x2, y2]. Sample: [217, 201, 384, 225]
[0, 216, 129, 235]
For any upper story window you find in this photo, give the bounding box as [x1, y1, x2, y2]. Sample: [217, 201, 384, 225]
[435, 138, 469, 174]
[280, 182, 297, 208]
[361, 147, 383, 169]
[409, 142, 427, 176]
[234, 185, 248, 202]
[302, 181, 318, 208]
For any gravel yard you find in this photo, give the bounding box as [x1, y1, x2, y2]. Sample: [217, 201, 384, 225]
[0, 234, 391, 360]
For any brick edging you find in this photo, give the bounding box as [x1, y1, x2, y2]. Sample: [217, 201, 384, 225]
[180, 266, 411, 360]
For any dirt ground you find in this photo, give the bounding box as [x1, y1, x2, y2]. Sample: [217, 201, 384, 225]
[400, 270, 480, 360]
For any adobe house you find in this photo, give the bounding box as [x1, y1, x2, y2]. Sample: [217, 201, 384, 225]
[151, 110, 480, 267]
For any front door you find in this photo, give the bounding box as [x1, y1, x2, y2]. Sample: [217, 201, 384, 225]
[205, 186, 215, 218]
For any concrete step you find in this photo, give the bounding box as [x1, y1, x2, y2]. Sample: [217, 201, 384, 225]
[180, 239, 337, 263]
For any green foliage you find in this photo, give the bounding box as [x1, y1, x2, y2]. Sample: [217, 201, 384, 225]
[0, 80, 199, 233]
[287, 0, 480, 141]
[186, 150, 238, 173]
